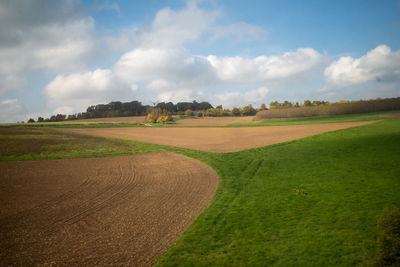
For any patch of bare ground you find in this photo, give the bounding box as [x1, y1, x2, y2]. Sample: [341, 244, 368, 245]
[0, 152, 218, 266]
[70, 121, 378, 152]
[380, 112, 400, 118]
[72, 116, 146, 123]
[173, 116, 255, 126]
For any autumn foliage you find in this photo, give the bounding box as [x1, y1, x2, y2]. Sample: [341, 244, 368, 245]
[256, 97, 400, 119]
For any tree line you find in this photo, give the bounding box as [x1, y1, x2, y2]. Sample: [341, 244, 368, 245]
[257, 97, 400, 119]
[28, 100, 260, 123]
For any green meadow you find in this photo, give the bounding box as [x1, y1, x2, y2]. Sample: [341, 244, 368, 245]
[1, 114, 399, 265]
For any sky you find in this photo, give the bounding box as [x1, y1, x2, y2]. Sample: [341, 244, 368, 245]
[0, 0, 399, 122]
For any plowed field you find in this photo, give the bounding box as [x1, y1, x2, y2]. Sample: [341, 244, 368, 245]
[70, 121, 378, 152]
[173, 116, 254, 126]
[0, 152, 218, 266]
[72, 116, 146, 123]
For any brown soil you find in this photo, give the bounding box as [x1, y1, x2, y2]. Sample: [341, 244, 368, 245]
[72, 116, 146, 123]
[70, 121, 378, 152]
[173, 116, 255, 126]
[0, 152, 218, 266]
[380, 112, 400, 117]
[71, 116, 254, 126]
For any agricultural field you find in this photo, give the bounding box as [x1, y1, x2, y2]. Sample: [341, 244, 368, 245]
[71, 115, 147, 123]
[1, 153, 217, 266]
[70, 121, 376, 152]
[1, 112, 399, 266]
[173, 116, 254, 126]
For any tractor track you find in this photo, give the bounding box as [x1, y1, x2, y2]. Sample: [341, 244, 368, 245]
[0, 152, 218, 266]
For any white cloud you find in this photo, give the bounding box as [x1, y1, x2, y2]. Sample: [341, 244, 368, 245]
[0, 0, 94, 94]
[104, 2, 267, 52]
[214, 87, 269, 108]
[43, 69, 133, 114]
[115, 48, 216, 85]
[38, 1, 328, 116]
[0, 98, 27, 123]
[207, 48, 326, 83]
[325, 45, 400, 86]
[210, 22, 268, 41]
[141, 3, 220, 48]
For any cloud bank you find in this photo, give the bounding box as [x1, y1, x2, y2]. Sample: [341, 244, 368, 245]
[1, 1, 399, 122]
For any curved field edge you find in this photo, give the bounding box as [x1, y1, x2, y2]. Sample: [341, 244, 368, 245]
[1, 117, 400, 265]
[0, 153, 219, 266]
[155, 118, 400, 266]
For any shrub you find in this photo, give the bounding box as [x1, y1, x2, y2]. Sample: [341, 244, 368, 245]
[195, 110, 204, 117]
[374, 206, 400, 266]
[185, 109, 194, 116]
[145, 113, 156, 123]
[156, 115, 173, 123]
[145, 114, 173, 123]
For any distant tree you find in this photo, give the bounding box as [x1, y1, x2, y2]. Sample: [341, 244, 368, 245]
[303, 100, 312, 107]
[37, 117, 44, 122]
[282, 101, 292, 108]
[260, 103, 267, 110]
[216, 105, 223, 109]
[67, 114, 77, 120]
[242, 104, 256, 116]
[28, 118, 35, 123]
[198, 101, 213, 110]
[269, 101, 279, 109]
[231, 107, 241, 116]
[312, 100, 322, 106]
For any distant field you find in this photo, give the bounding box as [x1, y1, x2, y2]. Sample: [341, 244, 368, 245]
[3, 111, 397, 129]
[71, 115, 146, 123]
[229, 111, 399, 127]
[1, 113, 399, 266]
[69, 121, 377, 152]
[173, 116, 254, 126]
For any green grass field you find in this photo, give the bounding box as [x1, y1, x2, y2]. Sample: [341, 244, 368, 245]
[1, 115, 399, 265]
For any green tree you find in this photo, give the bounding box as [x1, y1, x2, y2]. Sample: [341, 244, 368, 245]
[242, 104, 256, 116]
[231, 107, 241, 116]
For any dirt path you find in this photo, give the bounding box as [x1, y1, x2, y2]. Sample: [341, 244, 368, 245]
[70, 121, 378, 152]
[0, 152, 218, 266]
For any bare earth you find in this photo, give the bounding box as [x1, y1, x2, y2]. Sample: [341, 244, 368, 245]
[0, 152, 218, 266]
[71, 115, 255, 126]
[72, 116, 146, 123]
[70, 121, 378, 152]
[173, 116, 255, 126]
[380, 112, 400, 118]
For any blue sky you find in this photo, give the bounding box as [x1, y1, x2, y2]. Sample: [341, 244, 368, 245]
[0, 0, 399, 122]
